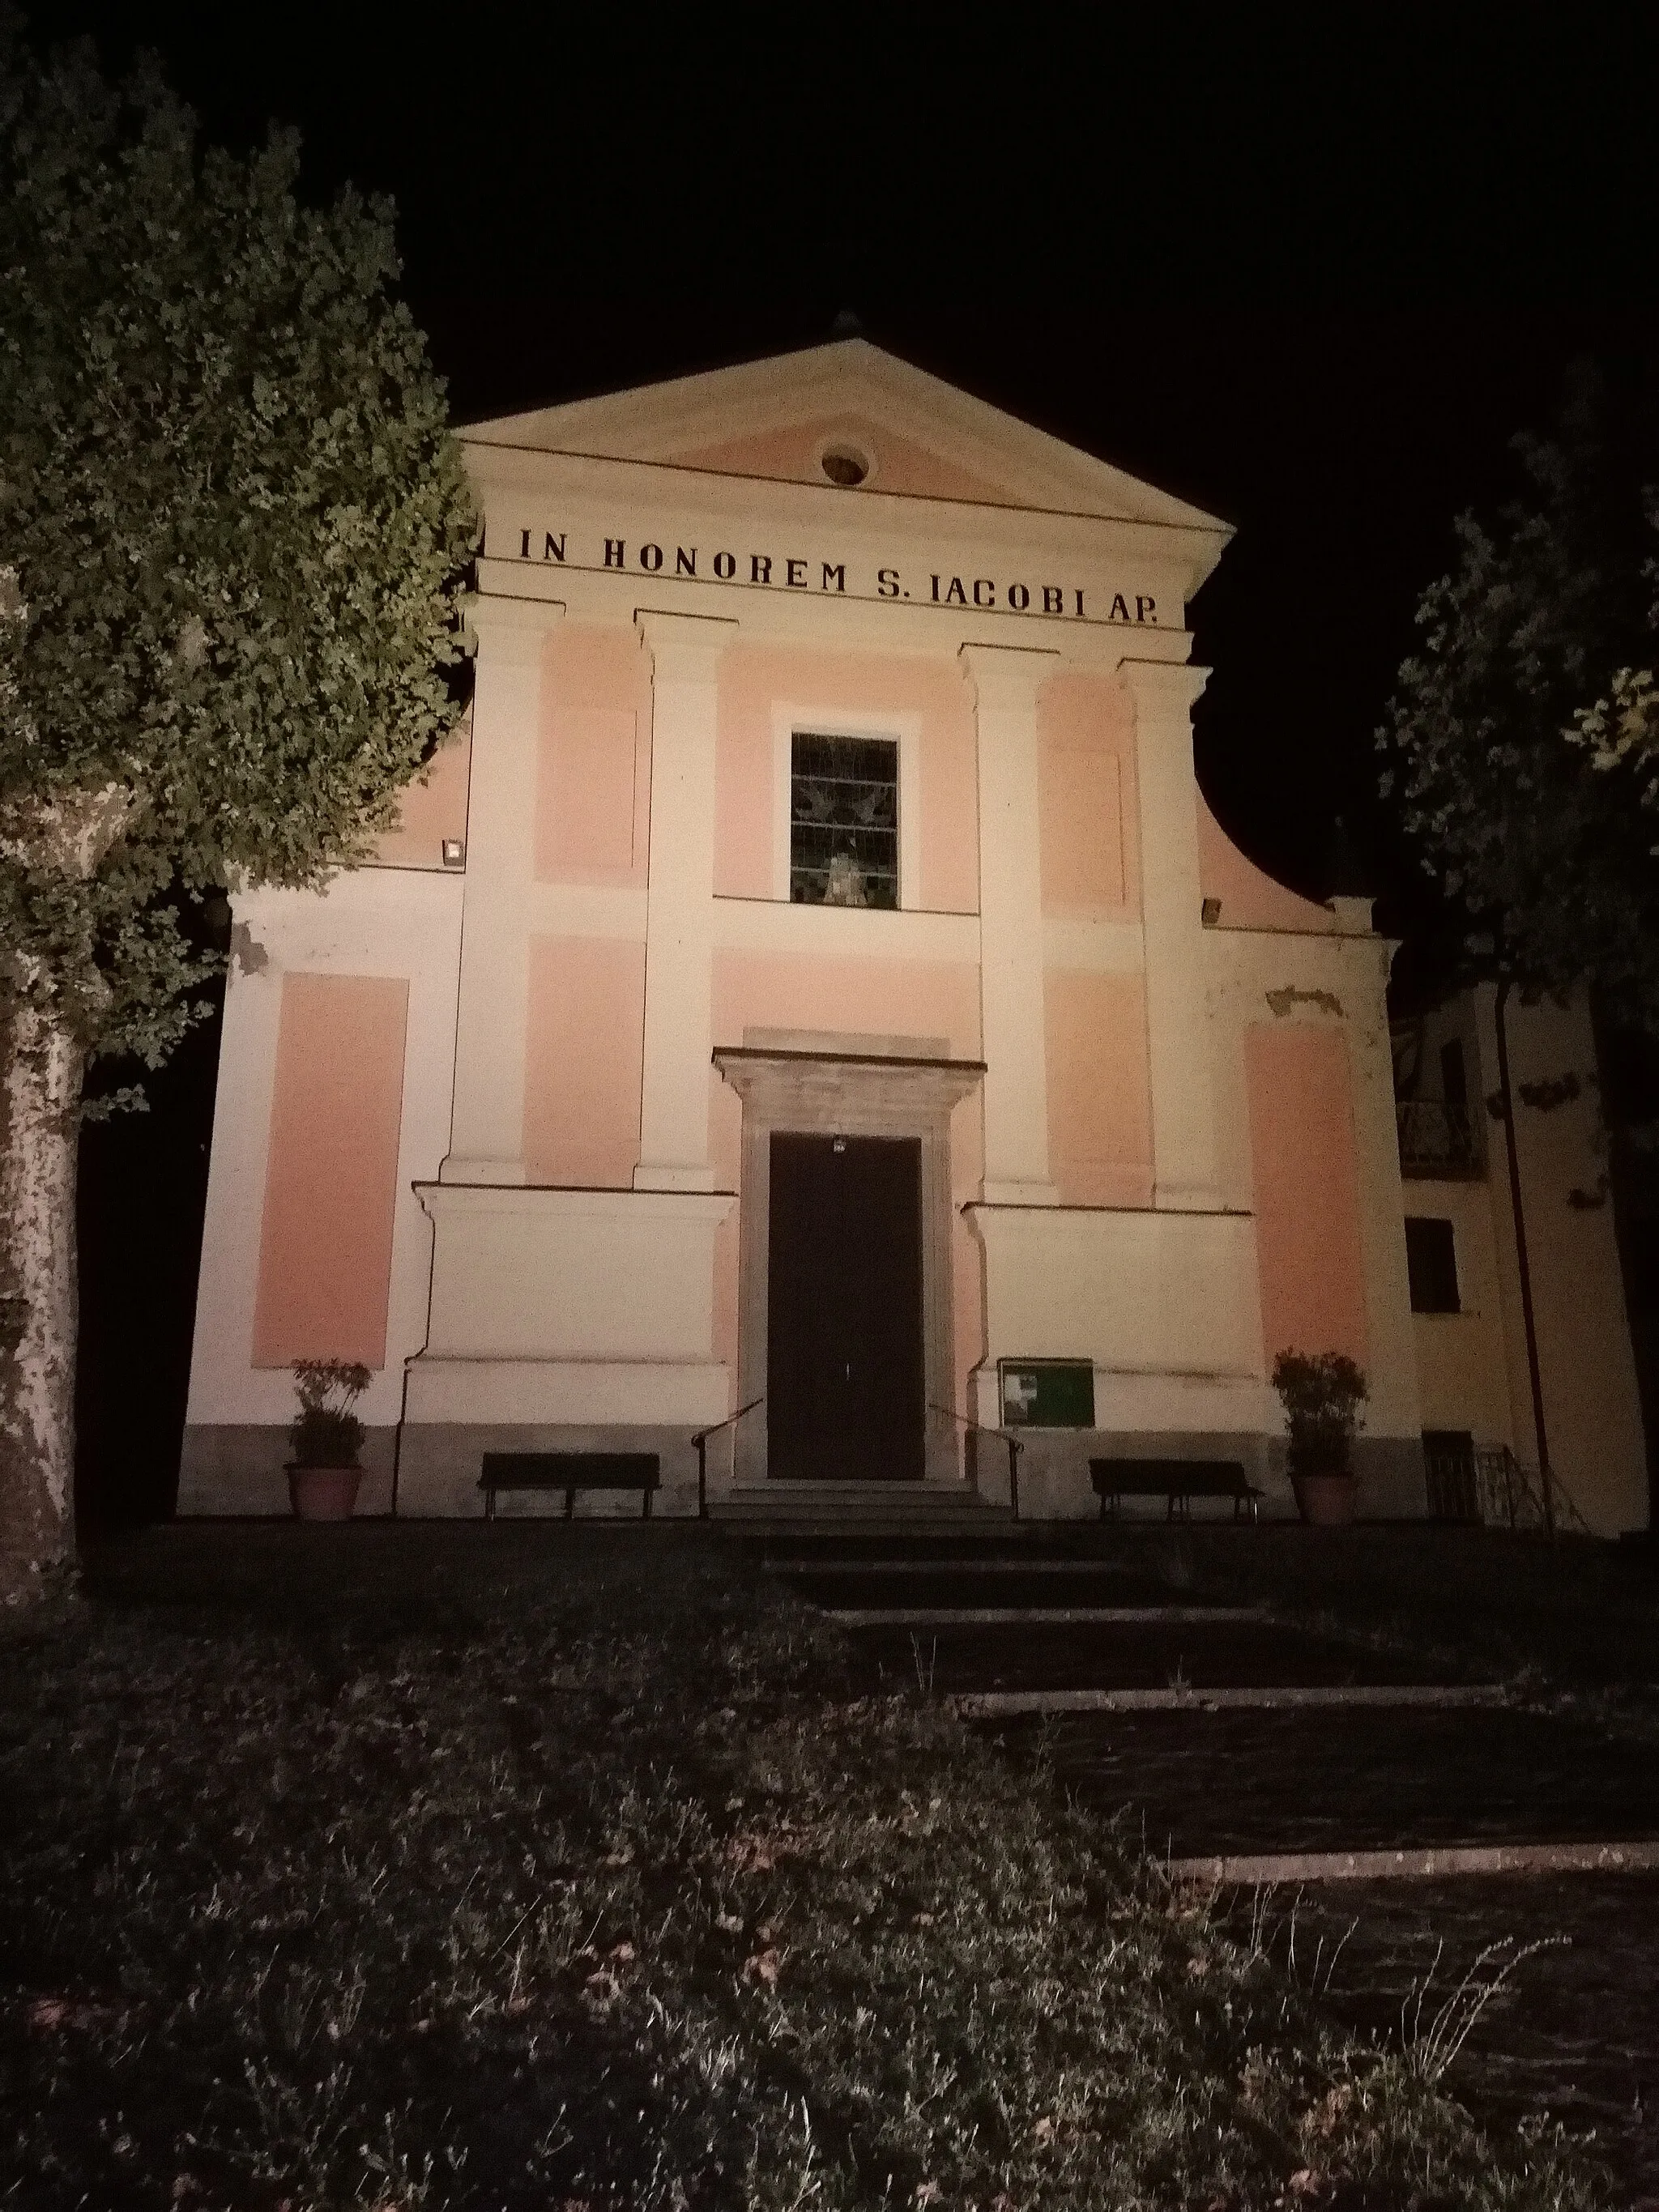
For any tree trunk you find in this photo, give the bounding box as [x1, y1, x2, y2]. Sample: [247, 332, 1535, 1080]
[0, 1001, 83, 1600]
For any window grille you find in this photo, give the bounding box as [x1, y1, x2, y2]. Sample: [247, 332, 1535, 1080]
[1396, 1099, 1483, 1178]
[789, 732, 898, 909]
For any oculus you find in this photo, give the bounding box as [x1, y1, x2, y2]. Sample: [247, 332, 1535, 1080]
[820, 443, 870, 488]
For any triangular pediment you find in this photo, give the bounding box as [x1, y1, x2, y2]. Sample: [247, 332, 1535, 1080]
[462, 339, 1229, 537]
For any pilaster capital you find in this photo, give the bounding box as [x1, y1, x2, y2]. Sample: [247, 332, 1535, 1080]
[471, 592, 565, 669]
[957, 641, 1060, 713]
[1115, 655, 1210, 721]
[635, 607, 737, 684]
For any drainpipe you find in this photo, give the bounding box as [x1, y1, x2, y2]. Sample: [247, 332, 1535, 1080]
[1493, 978, 1555, 1535]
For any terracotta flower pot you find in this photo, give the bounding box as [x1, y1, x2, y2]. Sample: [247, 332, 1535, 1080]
[288, 1464, 362, 1522]
[1290, 1469, 1357, 1527]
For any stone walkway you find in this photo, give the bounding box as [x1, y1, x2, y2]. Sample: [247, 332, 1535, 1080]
[772, 1542, 1659, 2201]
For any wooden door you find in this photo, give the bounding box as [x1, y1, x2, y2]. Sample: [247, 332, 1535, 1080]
[767, 1132, 924, 1481]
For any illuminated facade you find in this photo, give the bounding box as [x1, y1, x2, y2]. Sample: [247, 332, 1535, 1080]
[179, 341, 1649, 1529]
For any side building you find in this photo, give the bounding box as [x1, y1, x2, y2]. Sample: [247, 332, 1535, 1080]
[177, 339, 1650, 1531]
[1393, 986, 1649, 1533]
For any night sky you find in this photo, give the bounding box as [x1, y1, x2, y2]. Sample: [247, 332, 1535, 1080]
[25, 3, 1655, 1523]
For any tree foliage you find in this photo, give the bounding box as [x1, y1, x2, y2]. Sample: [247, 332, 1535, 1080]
[1567, 534, 1659, 850]
[1377, 369, 1659, 1032]
[0, 19, 476, 1075]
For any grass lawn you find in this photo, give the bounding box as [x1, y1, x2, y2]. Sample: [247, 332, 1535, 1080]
[0, 1523, 1615, 2210]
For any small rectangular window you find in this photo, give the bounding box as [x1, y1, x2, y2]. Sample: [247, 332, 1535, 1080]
[790, 731, 898, 908]
[1439, 1038, 1469, 1108]
[1405, 1217, 1460, 1313]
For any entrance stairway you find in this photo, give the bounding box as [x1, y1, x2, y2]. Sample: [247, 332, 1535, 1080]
[707, 1480, 1015, 1535]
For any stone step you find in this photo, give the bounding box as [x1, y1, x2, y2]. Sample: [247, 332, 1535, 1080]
[710, 1482, 1013, 1528]
[840, 1617, 1469, 1694]
[774, 1557, 1141, 1575]
[716, 1514, 1016, 1535]
[1007, 1704, 1659, 1860]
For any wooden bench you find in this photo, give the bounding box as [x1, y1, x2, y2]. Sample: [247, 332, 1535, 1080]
[1090, 1457, 1261, 1524]
[478, 1451, 660, 1523]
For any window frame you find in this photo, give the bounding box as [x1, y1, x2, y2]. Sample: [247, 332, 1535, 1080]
[1404, 1215, 1461, 1315]
[771, 701, 922, 909]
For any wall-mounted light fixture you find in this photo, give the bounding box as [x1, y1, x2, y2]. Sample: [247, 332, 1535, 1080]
[441, 838, 466, 869]
[1201, 897, 1222, 927]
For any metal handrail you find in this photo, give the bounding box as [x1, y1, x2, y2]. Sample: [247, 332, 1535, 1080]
[1473, 1445, 1594, 1537]
[691, 1396, 765, 1519]
[929, 1400, 1023, 1522]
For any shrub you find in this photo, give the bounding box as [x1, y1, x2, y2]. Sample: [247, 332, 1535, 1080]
[287, 1359, 371, 1468]
[1273, 1348, 1368, 1477]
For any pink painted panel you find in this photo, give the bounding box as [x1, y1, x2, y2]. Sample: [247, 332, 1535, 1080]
[1043, 971, 1154, 1208]
[371, 725, 471, 870]
[252, 974, 409, 1370]
[1245, 1025, 1369, 1368]
[536, 624, 651, 885]
[671, 418, 1018, 505]
[548, 709, 637, 874]
[1198, 793, 1332, 932]
[523, 937, 645, 1187]
[1038, 673, 1138, 915]
[714, 645, 979, 911]
[713, 648, 774, 902]
[713, 949, 983, 1060]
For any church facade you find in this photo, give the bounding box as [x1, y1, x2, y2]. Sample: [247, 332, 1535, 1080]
[178, 341, 1649, 1531]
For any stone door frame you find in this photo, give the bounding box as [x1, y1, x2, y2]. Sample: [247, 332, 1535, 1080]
[712, 1045, 985, 1485]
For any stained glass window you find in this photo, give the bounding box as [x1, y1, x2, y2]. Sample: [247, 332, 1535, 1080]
[789, 732, 899, 908]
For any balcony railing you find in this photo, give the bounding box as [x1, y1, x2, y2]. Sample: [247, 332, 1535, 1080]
[1396, 1099, 1484, 1179]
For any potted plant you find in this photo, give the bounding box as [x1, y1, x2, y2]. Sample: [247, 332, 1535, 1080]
[1272, 1349, 1367, 1527]
[287, 1359, 371, 1521]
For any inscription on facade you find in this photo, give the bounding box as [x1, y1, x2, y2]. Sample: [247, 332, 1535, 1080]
[511, 527, 1159, 625]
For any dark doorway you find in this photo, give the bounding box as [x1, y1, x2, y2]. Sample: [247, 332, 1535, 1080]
[1423, 1429, 1480, 1522]
[767, 1132, 924, 1481]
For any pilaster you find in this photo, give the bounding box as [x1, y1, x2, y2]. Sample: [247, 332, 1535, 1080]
[960, 641, 1060, 1205]
[1118, 658, 1221, 1209]
[633, 609, 736, 1193]
[442, 595, 563, 1184]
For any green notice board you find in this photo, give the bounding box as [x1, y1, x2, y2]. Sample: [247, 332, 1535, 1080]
[999, 1358, 1095, 1429]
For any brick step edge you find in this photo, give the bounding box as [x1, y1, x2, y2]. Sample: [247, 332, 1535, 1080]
[953, 1683, 1508, 1715]
[1166, 1839, 1659, 1883]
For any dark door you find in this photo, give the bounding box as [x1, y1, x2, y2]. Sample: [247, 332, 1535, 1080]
[767, 1132, 924, 1481]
